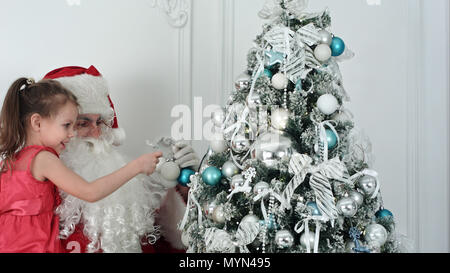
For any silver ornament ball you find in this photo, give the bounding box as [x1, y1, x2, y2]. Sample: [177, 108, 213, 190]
[222, 161, 240, 179]
[231, 134, 251, 153]
[357, 175, 378, 196]
[348, 191, 364, 207]
[300, 232, 316, 249]
[337, 197, 358, 217]
[251, 131, 293, 168]
[275, 230, 294, 249]
[318, 29, 333, 45]
[235, 73, 251, 91]
[253, 182, 270, 197]
[364, 224, 388, 247]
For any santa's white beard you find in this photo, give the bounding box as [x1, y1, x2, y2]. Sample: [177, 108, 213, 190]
[57, 137, 166, 253]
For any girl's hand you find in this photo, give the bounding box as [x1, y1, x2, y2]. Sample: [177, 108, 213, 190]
[136, 151, 163, 176]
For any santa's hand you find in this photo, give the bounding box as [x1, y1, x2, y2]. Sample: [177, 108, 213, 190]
[172, 140, 200, 170]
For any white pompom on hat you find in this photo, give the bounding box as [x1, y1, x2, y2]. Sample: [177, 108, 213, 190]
[43, 65, 125, 146]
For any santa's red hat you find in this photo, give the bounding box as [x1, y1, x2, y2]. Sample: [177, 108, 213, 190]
[43, 65, 125, 146]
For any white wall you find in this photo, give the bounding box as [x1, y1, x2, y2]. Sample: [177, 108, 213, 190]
[0, 0, 448, 252]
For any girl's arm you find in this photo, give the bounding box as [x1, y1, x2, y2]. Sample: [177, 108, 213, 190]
[31, 150, 162, 203]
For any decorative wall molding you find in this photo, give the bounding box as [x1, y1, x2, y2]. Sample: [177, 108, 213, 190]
[149, 0, 190, 28]
[405, 0, 422, 252]
[218, 0, 236, 105]
[176, 0, 192, 107]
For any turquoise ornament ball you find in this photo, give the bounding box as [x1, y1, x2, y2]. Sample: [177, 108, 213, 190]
[307, 201, 322, 216]
[202, 166, 222, 186]
[264, 68, 273, 78]
[331, 37, 345, 57]
[375, 209, 394, 219]
[178, 168, 196, 186]
[326, 129, 338, 149]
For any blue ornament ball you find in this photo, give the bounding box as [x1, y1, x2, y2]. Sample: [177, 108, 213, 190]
[202, 166, 222, 186]
[326, 129, 338, 150]
[307, 201, 322, 216]
[295, 79, 302, 91]
[376, 209, 394, 219]
[331, 37, 346, 57]
[178, 168, 196, 186]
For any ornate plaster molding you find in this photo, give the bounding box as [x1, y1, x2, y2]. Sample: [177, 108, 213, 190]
[149, 0, 190, 28]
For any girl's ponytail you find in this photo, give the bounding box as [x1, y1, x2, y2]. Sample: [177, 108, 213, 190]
[0, 78, 30, 171]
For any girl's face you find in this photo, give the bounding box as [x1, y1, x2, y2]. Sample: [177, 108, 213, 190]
[39, 102, 78, 154]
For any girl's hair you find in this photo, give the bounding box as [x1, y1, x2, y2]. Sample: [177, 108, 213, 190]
[0, 78, 79, 172]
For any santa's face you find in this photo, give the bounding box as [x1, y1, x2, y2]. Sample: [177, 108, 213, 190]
[75, 113, 111, 139]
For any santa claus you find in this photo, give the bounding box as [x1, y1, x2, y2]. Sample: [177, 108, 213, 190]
[43, 66, 196, 253]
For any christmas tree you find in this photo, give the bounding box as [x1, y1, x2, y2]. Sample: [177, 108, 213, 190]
[179, 0, 406, 253]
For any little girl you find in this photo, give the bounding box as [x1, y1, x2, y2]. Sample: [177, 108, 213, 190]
[0, 78, 162, 253]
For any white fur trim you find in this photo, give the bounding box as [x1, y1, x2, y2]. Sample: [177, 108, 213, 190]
[156, 188, 186, 250]
[111, 128, 126, 146]
[55, 74, 115, 121]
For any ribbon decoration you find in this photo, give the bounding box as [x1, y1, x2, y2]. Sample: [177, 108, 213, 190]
[294, 214, 328, 253]
[204, 221, 260, 253]
[281, 153, 345, 222]
[179, 175, 203, 231]
[314, 120, 340, 162]
[258, 0, 309, 21]
[227, 167, 256, 199]
[253, 183, 287, 224]
[350, 169, 381, 199]
[317, 59, 351, 102]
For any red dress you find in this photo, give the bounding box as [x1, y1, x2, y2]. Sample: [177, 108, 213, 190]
[0, 146, 63, 253]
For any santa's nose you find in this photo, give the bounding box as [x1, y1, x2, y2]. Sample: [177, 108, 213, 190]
[88, 126, 102, 139]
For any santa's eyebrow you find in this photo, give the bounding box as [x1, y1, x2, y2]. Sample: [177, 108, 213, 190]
[77, 116, 102, 122]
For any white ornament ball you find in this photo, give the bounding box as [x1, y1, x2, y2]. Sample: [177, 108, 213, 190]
[241, 214, 260, 225]
[160, 161, 181, 181]
[314, 44, 332, 62]
[212, 205, 226, 224]
[271, 73, 289, 90]
[317, 94, 339, 115]
[271, 108, 290, 130]
[155, 156, 166, 172]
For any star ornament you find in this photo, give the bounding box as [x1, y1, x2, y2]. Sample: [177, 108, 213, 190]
[265, 50, 285, 67]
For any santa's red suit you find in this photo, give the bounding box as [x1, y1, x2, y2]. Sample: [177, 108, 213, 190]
[43, 66, 189, 253]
